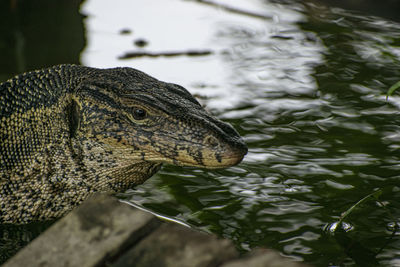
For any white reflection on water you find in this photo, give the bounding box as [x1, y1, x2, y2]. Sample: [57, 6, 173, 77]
[325, 221, 354, 233]
[80, 0, 324, 112]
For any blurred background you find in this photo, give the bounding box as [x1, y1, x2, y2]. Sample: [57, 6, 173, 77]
[1, 0, 400, 266]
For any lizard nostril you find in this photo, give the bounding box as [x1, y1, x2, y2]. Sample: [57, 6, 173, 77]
[204, 135, 219, 148]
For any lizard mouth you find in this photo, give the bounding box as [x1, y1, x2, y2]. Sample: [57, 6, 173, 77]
[203, 150, 247, 168]
[140, 140, 247, 169]
[172, 138, 248, 169]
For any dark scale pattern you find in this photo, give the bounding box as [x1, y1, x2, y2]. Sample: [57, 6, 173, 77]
[0, 64, 247, 224]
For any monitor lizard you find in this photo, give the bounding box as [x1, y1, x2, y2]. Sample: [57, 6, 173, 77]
[0, 64, 247, 224]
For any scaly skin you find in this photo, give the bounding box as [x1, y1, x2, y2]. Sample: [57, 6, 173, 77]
[0, 65, 247, 224]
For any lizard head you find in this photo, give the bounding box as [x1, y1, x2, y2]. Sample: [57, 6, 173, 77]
[73, 66, 247, 175]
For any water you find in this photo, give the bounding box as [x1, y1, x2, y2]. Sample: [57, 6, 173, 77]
[1, 0, 400, 265]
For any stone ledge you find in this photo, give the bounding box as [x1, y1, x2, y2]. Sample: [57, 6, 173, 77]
[4, 193, 309, 267]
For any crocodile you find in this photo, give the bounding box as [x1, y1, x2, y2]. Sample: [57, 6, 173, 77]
[0, 64, 247, 224]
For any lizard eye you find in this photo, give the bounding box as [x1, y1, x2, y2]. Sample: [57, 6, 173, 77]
[133, 108, 147, 120]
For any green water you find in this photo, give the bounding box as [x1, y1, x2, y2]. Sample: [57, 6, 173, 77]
[1, 0, 400, 265]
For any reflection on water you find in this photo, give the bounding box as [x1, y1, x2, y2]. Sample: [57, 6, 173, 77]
[1, 0, 400, 265]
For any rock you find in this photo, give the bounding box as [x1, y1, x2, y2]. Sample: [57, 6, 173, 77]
[3, 193, 160, 267]
[221, 248, 308, 267]
[4, 193, 310, 267]
[112, 223, 239, 267]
